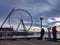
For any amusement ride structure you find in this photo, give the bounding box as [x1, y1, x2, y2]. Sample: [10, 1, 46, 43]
[0, 8, 33, 39]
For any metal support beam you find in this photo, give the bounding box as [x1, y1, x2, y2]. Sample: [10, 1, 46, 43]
[1, 8, 15, 27]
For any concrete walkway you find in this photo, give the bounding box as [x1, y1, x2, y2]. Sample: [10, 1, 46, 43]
[0, 39, 60, 45]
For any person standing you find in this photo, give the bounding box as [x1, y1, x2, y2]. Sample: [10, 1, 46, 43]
[52, 26, 57, 41]
[40, 28, 45, 40]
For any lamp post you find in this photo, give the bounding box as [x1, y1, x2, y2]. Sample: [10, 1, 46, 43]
[40, 17, 43, 30]
[36, 17, 43, 40]
[38, 17, 43, 39]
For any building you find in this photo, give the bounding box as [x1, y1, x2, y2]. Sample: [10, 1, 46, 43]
[0, 28, 14, 37]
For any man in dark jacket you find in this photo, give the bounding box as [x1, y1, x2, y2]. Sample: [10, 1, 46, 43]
[40, 28, 45, 40]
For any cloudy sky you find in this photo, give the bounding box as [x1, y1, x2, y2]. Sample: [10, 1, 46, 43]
[0, 0, 60, 31]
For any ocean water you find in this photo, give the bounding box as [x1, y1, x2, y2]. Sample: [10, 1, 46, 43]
[13, 32, 60, 39]
[1, 32, 60, 39]
[33, 32, 60, 38]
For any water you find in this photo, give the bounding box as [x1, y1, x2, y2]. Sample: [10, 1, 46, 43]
[0, 32, 60, 39]
[33, 32, 60, 38]
[13, 32, 60, 39]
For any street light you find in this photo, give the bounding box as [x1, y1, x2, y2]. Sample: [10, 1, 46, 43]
[40, 17, 43, 30]
[37, 17, 43, 39]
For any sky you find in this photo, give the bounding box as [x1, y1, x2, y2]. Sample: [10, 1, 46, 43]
[0, 0, 60, 31]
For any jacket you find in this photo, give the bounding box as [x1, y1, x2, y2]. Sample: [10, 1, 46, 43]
[52, 26, 57, 34]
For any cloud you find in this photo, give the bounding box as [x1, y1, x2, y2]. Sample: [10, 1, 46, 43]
[54, 23, 60, 26]
[48, 18, 55, 23]
[47, 17, 60, 27]
[0, 0, 14, 21]
[13, 0, 60, 20]
[0, 0, 60, 31]
[55, 17, 60, 21]
[48, 17, 60, 23]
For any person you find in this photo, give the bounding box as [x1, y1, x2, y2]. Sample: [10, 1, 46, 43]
[52, 26, 57, 41]
[40, 28, 45, 40]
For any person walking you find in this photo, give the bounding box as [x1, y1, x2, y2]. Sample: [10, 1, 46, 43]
[52, 26, 57, 41]
[40, 28, 45, 40]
